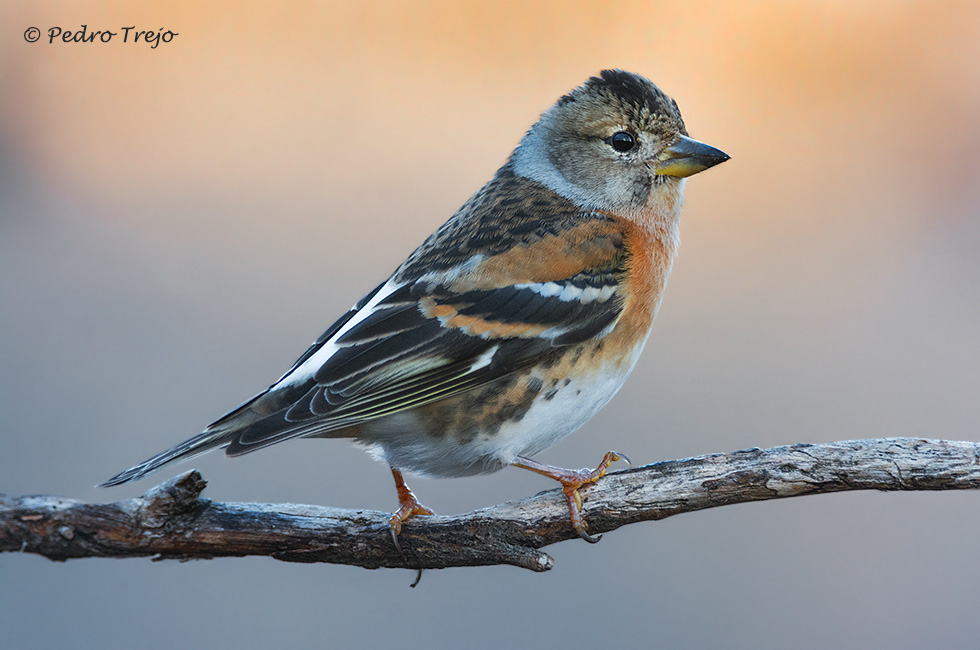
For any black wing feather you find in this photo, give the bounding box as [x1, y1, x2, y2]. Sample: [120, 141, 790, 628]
[220, 223, 628, 456]
[225, 277, 623, 455]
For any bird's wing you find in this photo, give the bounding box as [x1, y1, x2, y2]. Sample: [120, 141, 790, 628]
[218, 212, 630, 456]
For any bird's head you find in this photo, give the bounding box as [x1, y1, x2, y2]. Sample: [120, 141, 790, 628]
[514, 69, 729, 215]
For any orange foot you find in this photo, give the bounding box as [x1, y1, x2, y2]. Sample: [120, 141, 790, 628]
[512, 451, 628, 543]
[388, 467, 435, 554]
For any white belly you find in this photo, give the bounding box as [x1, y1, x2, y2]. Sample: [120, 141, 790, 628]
[357, 341, 647, 478]
[481, 369, 628, 462]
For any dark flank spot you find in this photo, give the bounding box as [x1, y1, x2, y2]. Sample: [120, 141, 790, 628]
[485, 375, 517, 399]
[562, 378, 571, 387]
[498, 396, 535, 424]
[457, 375, 543, 429]
[526, 377, 543, 395]
[456, 420, 486, 444]
[543, 389, 559, 401]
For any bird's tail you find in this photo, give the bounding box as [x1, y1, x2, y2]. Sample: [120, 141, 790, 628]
[97, 428, 234, 488]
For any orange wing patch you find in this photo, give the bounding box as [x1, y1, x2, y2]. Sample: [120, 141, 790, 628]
[420, 297, 550, 339]
[458, 220, 625, 290]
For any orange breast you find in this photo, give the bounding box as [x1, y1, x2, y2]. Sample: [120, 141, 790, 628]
[591, 213, 677, 372]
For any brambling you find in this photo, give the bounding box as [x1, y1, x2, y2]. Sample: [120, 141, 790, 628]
[100, 70, 728, 544]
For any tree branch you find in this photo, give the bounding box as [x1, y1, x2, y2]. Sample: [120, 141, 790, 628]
[3, 438, 978, 572]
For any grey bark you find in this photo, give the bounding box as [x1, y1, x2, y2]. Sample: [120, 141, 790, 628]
[2, 438, 978, 572]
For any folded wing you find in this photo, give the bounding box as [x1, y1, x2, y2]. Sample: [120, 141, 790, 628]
[221, 218, 629, 455]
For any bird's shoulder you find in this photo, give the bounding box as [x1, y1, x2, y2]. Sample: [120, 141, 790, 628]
[395, 163, 629, 288]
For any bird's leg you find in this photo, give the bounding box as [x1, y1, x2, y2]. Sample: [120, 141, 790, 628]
[388, 467, 435, 553]
[511, 451, 627, 543]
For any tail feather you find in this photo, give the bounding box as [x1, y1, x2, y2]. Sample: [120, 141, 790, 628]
[98, 380, 328, 487]
[97, 429, 233, 487]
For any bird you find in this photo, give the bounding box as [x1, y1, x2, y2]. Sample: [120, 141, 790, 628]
[99, 69, 729, 544]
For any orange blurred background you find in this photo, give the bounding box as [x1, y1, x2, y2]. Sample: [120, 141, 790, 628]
[2, 2, 979, 649]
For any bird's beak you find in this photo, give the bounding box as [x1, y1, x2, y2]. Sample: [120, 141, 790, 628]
[653, 135, 730, 178]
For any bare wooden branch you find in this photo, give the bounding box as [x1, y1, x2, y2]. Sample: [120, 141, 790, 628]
[3, 438, 978, 572]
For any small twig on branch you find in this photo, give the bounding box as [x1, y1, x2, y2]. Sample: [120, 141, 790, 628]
[2, 437, 978, 572]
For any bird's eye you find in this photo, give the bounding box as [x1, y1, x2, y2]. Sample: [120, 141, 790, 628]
[609, 131, 637, 153]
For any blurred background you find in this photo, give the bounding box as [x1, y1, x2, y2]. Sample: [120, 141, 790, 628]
[2, 1, 978, 648]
